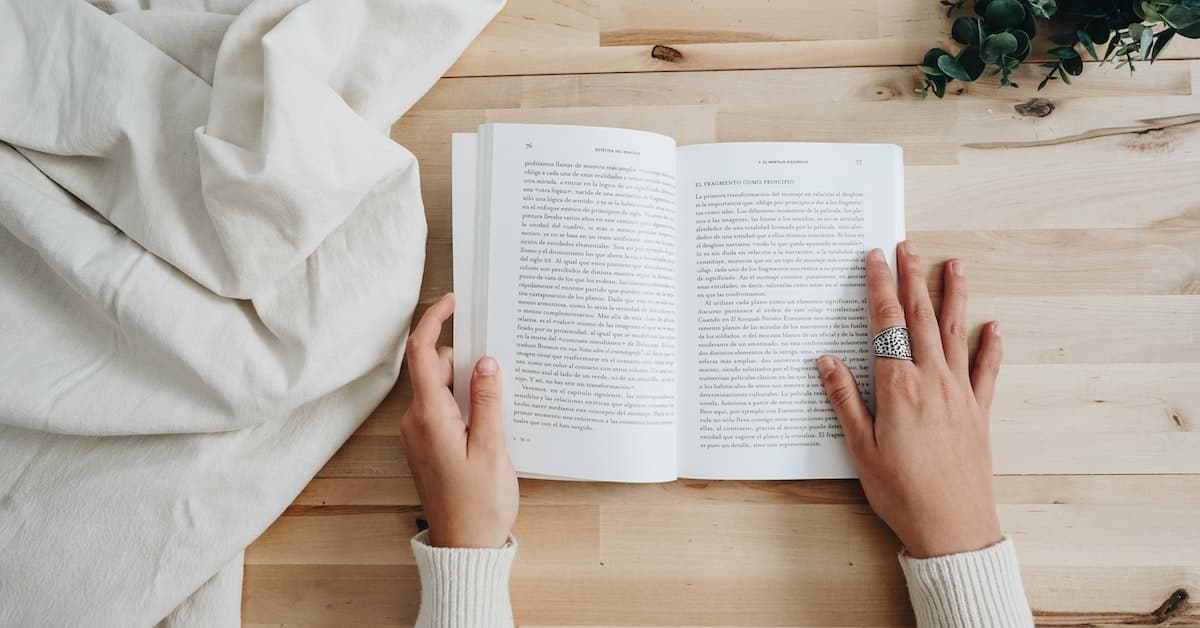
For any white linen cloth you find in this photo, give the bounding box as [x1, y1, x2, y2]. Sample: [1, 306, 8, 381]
[0, 0, 503, 625]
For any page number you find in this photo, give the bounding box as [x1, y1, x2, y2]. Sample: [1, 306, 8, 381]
[855, 159, 863, 166]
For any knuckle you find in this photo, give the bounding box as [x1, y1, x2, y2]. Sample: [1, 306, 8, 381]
[944, 320, 967, 343]
[937, 374, 959, 402]
[909, 302, 938, 325]
[471, 385, 499, 405]
[399, 413, 422, 438]
[874, 302, 905, 323]
[889, 368, 923, 399]
[827, 383, 859, 409]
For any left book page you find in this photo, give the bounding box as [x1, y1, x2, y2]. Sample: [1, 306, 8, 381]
[453, 123, 680, 482]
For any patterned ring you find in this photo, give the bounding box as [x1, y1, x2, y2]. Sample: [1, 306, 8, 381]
[872, 326, 913, 361]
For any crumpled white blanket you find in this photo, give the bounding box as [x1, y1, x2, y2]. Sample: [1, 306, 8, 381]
[0, 0, 502, 625]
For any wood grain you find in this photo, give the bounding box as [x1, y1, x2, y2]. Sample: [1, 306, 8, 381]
[244, 1, 1200, 626]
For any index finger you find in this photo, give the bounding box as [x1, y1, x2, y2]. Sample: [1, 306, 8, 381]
[407, 293, 456, 396]
[866, 248, 906, 334]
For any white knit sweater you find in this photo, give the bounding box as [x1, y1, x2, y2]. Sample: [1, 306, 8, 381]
[411, 532, 1033, 627]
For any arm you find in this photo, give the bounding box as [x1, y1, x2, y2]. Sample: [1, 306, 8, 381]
[817, 242, 1034, 627]
[402, 293, 520, 628]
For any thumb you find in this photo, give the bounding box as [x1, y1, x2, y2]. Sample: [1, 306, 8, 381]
[467, 356, 506, 455]
[816, 355, 876, 458]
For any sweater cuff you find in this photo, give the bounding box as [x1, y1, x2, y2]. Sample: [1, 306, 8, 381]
[411, 531, 517, 628]
[898, 537, 1034, 628]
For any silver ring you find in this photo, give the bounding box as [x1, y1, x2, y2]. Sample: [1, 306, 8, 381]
[872, 326, 913, 360]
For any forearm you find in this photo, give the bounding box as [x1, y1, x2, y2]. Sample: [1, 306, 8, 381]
[411, 531, 517, 628]
[899, 536, 1034, 628]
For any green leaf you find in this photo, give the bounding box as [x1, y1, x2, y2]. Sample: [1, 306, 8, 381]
[1150, 28, 1176, 61]
[1062, 54, 1084, 75]
[957, 45, 986, 80]
[918, 64, 944, 76]
[923, 48, 953, 68]
[1013, 29, 1032, 60]
[1037, 69, 1057, 90]
[974, 0, 991, 17]
[952, 16, 982, 45]
[928, 75, 948, 98]
[1086, 19, 1111, 45]
[1077, 29, 1098, 59]
[1140, 23, 1155, 55]
[985, 0, 1025, 28]
[937, 54, 973, 81]
[1029, 0, 1057, 18]
[1048, 46, 1080, 58]
[1101, 35, 1118, 63]
[1139, 2, 1165, 22]
[1058, 65, 1072, 84]
[1129, 22, 1147, 41]
[983, 31, 1019, 59]
[1019, 4, 1038, 37]
[1164, 5, 1200, 29]
[1179, 20, 1200, 37]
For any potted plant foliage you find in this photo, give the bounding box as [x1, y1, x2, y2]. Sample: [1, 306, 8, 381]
[919, 0, 1200, 96]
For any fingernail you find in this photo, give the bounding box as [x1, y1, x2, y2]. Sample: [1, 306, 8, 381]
[867, 248, 884, 263]
[950, 259, 965, 276]
[476, 356, 498, 375]
[901, 240, 917, 255]
[991, 321, 1001, 337]
[816, 356, 838, 378]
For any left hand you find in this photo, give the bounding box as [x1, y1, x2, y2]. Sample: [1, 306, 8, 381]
[400, 292, 519, 548]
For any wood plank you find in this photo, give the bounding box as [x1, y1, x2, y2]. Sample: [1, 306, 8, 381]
[444, 0, 1200, 77]
[242, 564, 418, 625]
[417, 62, 1192, 112]
[327, 360, 1200, 477]
[596, 0, 881, 46]
[248, 2, 1200, 624]
[247, 506, 599, 567]
[292, 474, 1200, 510]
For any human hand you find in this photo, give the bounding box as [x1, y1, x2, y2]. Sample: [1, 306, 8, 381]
[400, 293, 519, 549]
[817, 242, 1004, 559]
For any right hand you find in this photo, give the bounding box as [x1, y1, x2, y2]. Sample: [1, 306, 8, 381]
[816, 242, 1004, 559]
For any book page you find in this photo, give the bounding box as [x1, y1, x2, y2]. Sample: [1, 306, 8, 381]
[460, 123, 679, 483]
[675, 142, 904, 480]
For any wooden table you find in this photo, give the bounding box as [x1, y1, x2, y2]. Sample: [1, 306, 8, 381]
[242, 1, 1200, 625]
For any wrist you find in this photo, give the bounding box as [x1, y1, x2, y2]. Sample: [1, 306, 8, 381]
[428, 527, 512, 550]
[904, 520, 1004, 559]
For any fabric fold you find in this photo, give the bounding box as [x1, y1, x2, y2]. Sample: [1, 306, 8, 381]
[411, 531, 518, 628]
[898, 537, 1035, 627]
[0, 0, 504, 625]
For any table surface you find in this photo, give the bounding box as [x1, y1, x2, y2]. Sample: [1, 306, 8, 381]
[241, 1, 1200, 625]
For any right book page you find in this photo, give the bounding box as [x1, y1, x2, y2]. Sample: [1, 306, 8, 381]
[675, 142, 905, 480]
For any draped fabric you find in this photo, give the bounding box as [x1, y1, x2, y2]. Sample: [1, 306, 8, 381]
[0, 1, 503, 624]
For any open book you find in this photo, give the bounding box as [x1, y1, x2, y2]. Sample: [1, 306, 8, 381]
[452, 123, 904, 482]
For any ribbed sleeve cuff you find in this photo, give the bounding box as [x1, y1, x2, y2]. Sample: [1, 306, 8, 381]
[410, 531, 517, 628]
[898, 537, 1034, 628]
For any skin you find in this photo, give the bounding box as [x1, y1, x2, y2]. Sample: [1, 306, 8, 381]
[817, 241, 1003, 558]
[403, 241, 1003, 557]
[400, 293, 519, 548]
